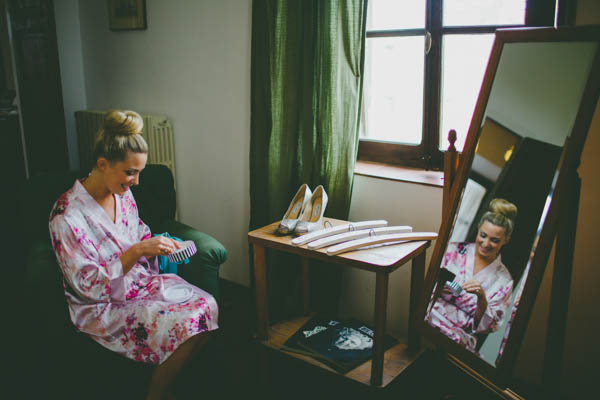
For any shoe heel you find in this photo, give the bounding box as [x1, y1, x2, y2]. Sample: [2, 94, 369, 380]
[277, 184, 312, 234]
[296, 185, 328, 233]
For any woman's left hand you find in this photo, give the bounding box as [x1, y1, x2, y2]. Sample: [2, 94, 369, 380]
[463, 279, 488, 327]
[462, 280, 486, 300]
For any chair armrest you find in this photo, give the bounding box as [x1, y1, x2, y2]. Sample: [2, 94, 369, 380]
[159, 219, 228, 266]
[158, 219, 227, 301]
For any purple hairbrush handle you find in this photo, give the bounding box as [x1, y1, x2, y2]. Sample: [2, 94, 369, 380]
[167, 241, 197, 263]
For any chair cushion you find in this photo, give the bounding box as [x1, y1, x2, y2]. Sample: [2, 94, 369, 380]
[131, 164, 176, 229]
[18, 170, 87, 245]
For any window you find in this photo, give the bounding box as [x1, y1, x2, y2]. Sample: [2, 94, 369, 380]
[359, 0, 557, 169]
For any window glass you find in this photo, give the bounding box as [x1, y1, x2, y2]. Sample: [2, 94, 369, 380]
[362, 36, 425, 144]
[440, 34, 495, 151]
[443, 0, 526, 27]
[367, 0, 426, 30]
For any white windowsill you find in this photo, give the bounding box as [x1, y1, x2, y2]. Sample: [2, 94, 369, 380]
[354, 160, 445, 188]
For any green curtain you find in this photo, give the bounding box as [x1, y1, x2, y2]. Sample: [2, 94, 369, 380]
[250, 0, 367, 322]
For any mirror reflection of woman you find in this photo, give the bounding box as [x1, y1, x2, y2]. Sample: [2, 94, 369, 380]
[426, 198, 517, 353]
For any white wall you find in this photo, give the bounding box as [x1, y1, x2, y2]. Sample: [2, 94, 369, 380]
[76, 0, 252, 284]
[54, 0, 86, 170]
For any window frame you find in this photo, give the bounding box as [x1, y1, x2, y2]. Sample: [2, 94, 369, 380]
[358, 0, 559, 170]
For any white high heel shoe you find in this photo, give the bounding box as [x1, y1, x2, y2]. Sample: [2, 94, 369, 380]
[295, 185, 328, 234]
[277, 184, 312, 234]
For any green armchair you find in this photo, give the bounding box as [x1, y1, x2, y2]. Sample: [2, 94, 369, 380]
[19, 164, 227, 398]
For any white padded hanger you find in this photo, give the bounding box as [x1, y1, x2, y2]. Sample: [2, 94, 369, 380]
[291, 220, 388, 246]
[306, 226, 413, 250]
[326, 232, 438, 256]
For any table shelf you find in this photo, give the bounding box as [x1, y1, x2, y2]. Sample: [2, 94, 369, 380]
[249, 218, 431, 387]
[258, 315, 424, 388]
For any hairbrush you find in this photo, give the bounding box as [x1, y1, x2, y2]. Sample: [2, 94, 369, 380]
[445, 280, 463, 296]
[167, 240, 197, 263]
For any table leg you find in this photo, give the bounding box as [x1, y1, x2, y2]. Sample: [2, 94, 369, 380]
[408, 250, 425, 352]
[371, 271, 389, 387]
[253, 243, 269, 340]
[301, 257, 310, 315]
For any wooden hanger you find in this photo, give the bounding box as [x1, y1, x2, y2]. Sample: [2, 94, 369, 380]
[291, 219, 388, 246]
[306, 226, 413, 250]
[326, 232, 438, 256]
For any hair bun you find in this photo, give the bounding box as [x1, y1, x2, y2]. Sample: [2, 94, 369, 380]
[489, 198, 517, 222]
[103, 110, 144, 137]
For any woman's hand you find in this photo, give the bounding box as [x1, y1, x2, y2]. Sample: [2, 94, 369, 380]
[462, 280, 486, 300]
[120, 237, 182, 275]
[136, 236, 182, 258]
[462, 279, 488, 328]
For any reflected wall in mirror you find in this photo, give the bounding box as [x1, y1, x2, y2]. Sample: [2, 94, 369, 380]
[419, 26, 600, 385]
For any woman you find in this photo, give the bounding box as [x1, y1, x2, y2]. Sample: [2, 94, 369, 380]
[49, 110, 218, 399]
[425, 198, 516, 353]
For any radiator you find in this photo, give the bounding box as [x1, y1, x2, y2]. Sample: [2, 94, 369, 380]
[75, 110, 176, 185]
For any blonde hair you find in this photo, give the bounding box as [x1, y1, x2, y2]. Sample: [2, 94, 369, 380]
[479, 198, 518, 238]
[91, 110, 148, 166]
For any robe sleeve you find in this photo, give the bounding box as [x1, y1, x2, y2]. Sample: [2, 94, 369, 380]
[50, 215, 127, 304]
[473, 279, 513, 334]
[125, 191, 158, 273]
[138, 217, 151, 241]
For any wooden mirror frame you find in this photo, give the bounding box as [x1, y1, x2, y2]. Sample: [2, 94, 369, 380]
[417, 25, 600, 387]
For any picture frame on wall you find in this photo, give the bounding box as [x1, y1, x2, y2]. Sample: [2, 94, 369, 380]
[108, 0, 147, 31]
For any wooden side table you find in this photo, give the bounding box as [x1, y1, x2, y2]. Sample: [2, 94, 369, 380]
[248, 218, 432, 387]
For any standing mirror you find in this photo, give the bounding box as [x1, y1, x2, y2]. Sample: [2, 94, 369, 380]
[418, 26, 600, 386]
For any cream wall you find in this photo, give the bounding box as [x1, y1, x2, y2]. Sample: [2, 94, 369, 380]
[74, 0, 252, 284]
[55, 0, 599, 395]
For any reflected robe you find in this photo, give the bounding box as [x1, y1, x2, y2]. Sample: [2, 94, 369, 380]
[495, 261, 530, 365]
[426, 242, 513, 352]
[49, 180, 218, 364]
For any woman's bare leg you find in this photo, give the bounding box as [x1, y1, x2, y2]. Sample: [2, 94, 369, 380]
[145, 332, 212, 400]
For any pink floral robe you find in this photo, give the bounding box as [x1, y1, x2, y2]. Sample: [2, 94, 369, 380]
[495, 261, 530, 365]
[425, 242, 513, 352]
[49, 180, 219, 365]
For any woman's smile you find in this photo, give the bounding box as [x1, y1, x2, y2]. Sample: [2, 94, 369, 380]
[475, 221, 509, 261]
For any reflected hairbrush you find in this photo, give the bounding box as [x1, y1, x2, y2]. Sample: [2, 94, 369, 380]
[445, 280, 463, 296]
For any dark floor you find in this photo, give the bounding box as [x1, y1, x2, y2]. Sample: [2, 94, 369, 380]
[171, 280, 541, 400]
[9, 278, 543, 400]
